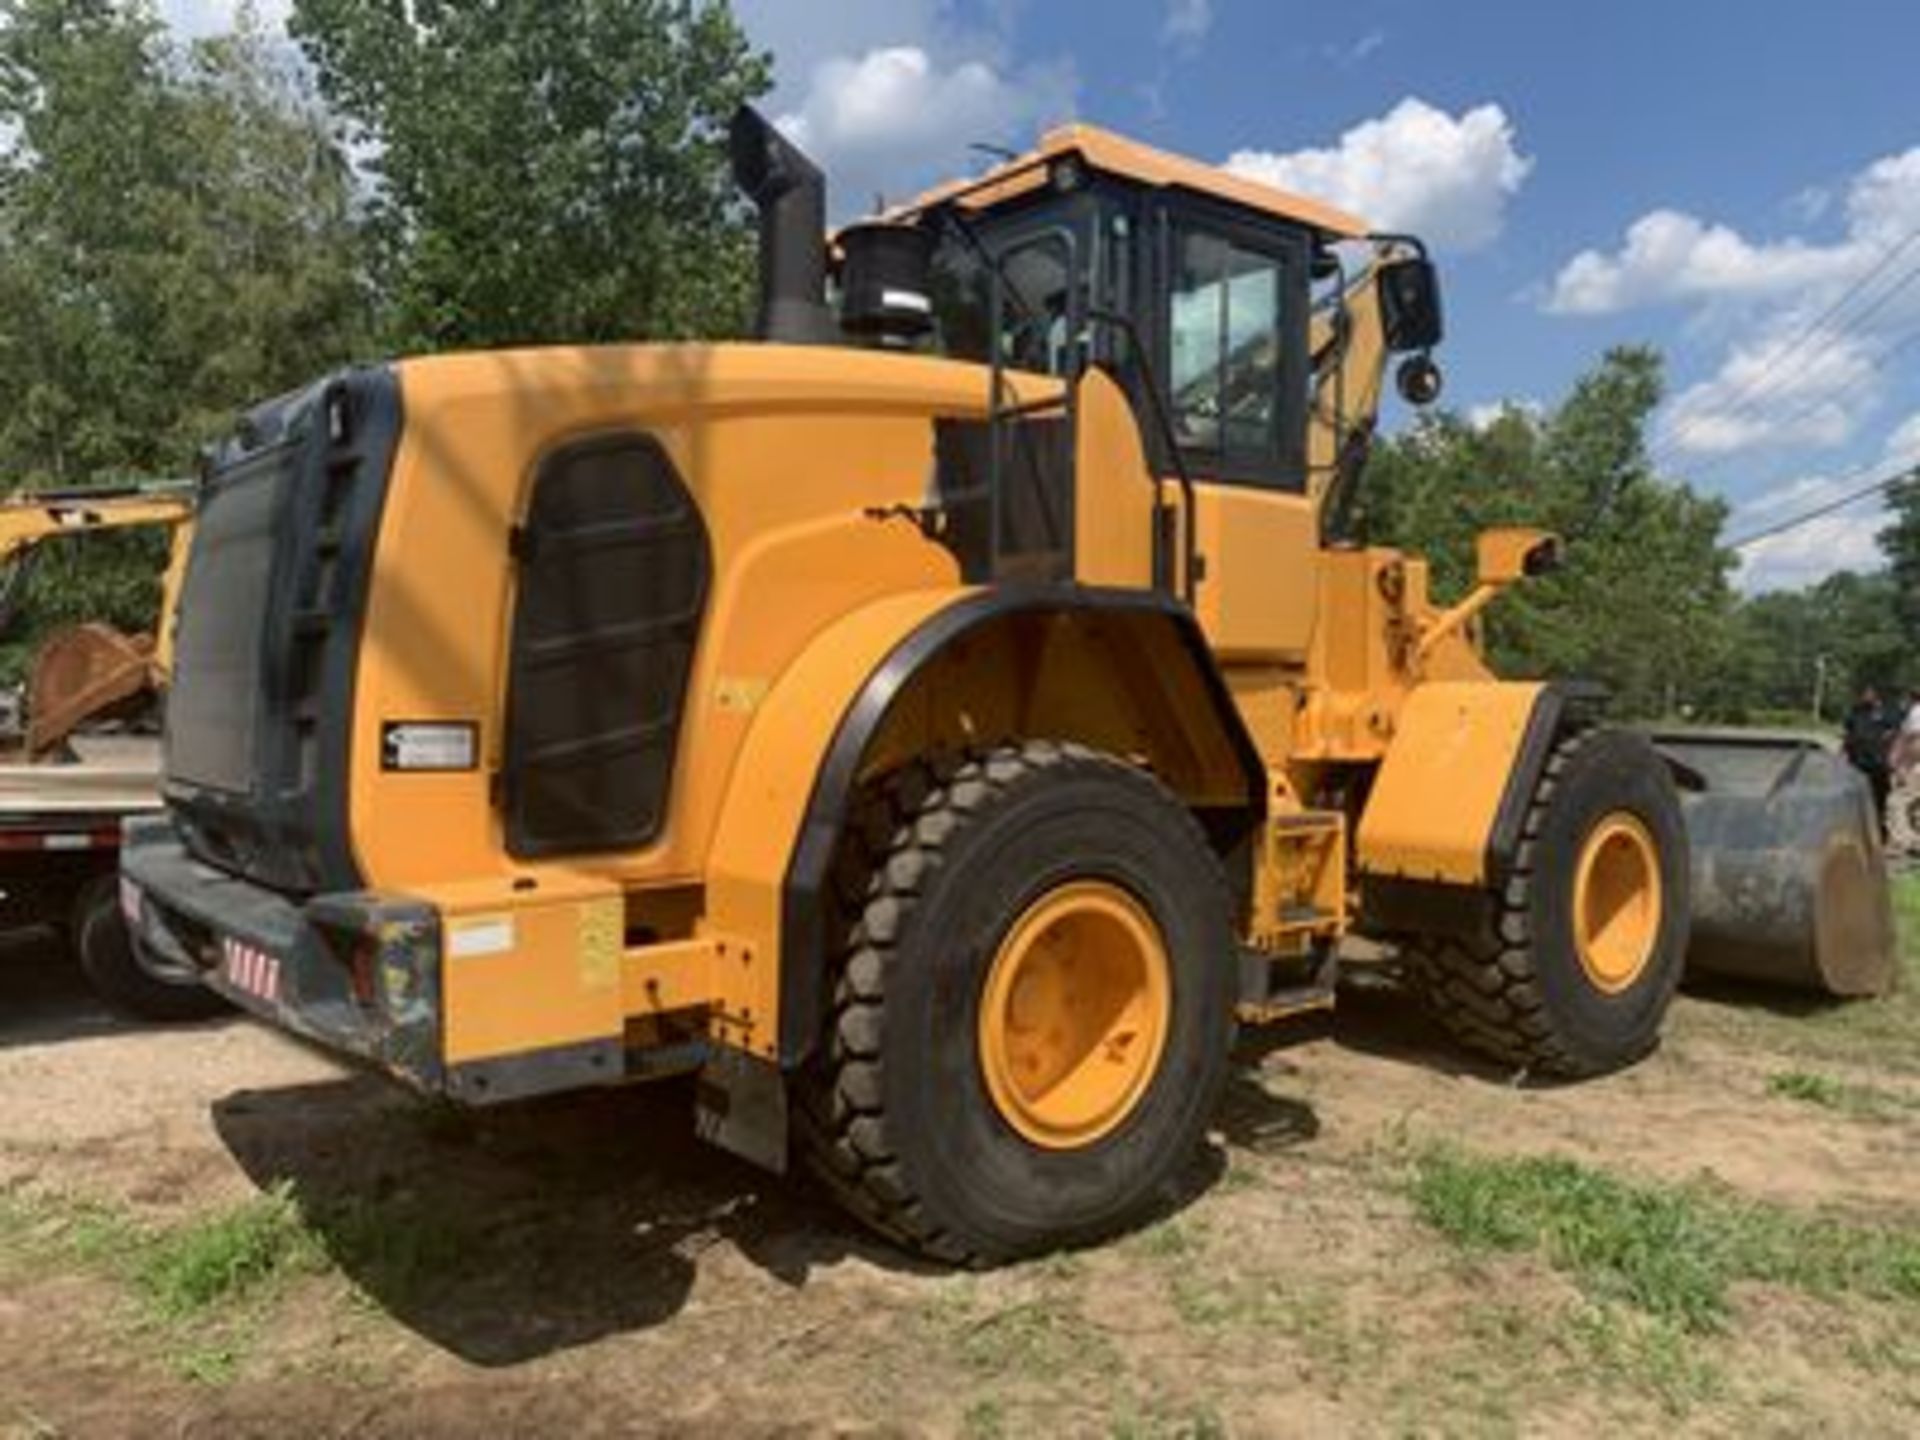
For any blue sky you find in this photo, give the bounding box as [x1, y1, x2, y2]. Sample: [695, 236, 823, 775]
[169, 0, 1920, 591]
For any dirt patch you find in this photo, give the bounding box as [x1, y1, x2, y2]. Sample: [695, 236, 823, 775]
[3, 928, 1918, 1438]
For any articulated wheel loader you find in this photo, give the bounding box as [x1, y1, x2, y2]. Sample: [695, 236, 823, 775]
[122, 108, 1895, 1262]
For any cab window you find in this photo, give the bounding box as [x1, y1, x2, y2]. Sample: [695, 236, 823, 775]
[1166, 222, 1308, 489]
[928, 224, 1080, 376]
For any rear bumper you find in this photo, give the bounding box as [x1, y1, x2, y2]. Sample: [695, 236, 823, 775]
[120, 815, 445, 1090]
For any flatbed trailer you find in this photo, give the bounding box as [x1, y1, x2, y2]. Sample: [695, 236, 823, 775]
[0, 736, 222, 1019]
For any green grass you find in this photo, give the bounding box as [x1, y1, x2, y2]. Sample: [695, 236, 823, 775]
[1768, 1069, 1912, 1120]
[0, 1183, 331, 1383]
[1407, 1147, 1920, 1333]
[1562, 1302, 1722, 1414]
[0, 1179, 468, 1386]
[135, 1184, 327, 1318]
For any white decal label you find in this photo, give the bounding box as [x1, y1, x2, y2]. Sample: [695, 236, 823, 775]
[881, 287, 932, 314]
[448, 916, 515, 959]
[382, 722, 478, 772]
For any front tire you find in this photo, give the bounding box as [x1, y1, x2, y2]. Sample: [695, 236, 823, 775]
[796, 741, 1237, 1264]
[1408, 728, 1690, 1077]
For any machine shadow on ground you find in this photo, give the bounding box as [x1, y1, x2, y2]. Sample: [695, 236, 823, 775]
[214, 1072, 936, 1365]
[211, 1056, 1322, 1365]
[187, 953, 1871, 1369]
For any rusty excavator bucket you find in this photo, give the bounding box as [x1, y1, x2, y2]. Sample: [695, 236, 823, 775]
[1650, 729, 1898, 998]
[24, 622, 163, 760]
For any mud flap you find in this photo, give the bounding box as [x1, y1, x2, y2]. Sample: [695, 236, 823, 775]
[695, 1048, 790, 1174]
[1648, 730, 1897, 997]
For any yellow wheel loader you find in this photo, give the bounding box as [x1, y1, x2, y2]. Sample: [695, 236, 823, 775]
[122, 109, 1894, 1261]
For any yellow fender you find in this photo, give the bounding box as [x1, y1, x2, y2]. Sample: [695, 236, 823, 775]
[704, 585, 1265, 1068]
[1357, 680, 1599, 888]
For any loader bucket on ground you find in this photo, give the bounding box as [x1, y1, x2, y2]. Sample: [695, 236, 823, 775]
[1647, 729, 1897, 998]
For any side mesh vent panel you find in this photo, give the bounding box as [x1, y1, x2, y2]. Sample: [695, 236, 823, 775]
[502, 434, 710, 858]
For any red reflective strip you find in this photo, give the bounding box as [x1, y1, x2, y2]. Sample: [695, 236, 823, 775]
[221, 940, 281, 1002]
[0, 829, 121, 852]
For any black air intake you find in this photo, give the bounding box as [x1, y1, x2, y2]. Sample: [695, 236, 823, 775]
[729, 105, 836, 345]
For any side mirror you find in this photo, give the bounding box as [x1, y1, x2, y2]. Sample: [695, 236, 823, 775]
[1379, 256, 1444, 353]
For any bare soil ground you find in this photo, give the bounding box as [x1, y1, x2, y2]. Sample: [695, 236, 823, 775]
[3, 900, 1918, 1440]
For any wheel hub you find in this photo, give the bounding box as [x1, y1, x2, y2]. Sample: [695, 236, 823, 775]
[1572, 812, 1663, 994]
[977, 880, 1172, 1149]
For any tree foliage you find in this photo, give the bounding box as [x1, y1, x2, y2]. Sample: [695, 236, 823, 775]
[1878, 472, 1920, 649]
[1361, 348, 1736, 719]
[0, 0, 366, 487]
[288, 0, 770, 351]
[0, 0, 366, 651]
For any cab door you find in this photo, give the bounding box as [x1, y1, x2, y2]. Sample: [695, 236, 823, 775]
[1152, 201, 1320, 661]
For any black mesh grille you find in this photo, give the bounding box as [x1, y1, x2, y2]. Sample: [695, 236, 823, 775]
[163, 368, 402, 894]
[166, 448, 291, 794]
[502, 433, 709, 858]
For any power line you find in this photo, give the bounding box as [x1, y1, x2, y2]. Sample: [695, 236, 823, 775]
[1651, 223, 1920, 466]
[1726, 460, 1920, 551]
[1670, 323, 1920, 485]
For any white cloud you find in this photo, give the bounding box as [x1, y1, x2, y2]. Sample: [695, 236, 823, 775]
[1732, 415, 1920, 591]
[1549, 144, 1920, 464]
[1545, 211, 1859, 316]
[1884, 410, 1920, 462]
[1736, 506, 1885, 592]
[1659, 331, 1878, 456]
[1224, 98, 1533, 250]
[1163, 0, 1213, 45]
[1551, 148, 1920, 320]
[775, 46, 1073, 212]
[735, 0, 1075, 215]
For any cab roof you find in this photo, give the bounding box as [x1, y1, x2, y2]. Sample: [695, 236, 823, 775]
[893, 122, 1371, 240]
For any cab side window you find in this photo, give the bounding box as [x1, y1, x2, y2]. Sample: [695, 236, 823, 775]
[1166, 223, 1307, 489]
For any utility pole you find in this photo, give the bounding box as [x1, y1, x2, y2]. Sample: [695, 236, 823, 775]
[1813, 653, 1830, 723]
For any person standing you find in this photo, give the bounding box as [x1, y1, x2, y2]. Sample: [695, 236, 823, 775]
[1887, 689, 1920, 856]
[1844, 686, 1896, 833]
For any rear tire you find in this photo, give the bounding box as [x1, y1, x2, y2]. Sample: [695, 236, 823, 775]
[795, 741, 1237, 1265]
[73, 873, 229, 1022]
[1406, 728, 1689, 1077]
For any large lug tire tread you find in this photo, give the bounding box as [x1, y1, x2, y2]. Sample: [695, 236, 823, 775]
[1406, 727, 1689, 1079]
[793, 740, 1236, 1266]
[73, 873, 229, 1023]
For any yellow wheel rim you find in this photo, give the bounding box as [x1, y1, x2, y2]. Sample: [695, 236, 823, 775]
[1572, 813, 1663, 994]
[977, 881, 1173, 1150]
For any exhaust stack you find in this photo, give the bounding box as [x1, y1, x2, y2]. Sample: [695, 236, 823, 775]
[729, 106, 836, 345]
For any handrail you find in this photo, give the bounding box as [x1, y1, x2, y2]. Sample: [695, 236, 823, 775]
[1088, 306, 1199, 605]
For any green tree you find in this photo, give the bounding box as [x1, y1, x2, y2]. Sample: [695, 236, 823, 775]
[0, 0, 366, 646]
[1877, 470, 1920, 648]
[1721, 572, 1906, 722]
[1361, 348, 1737, 719]
[289, 0, 770, 351]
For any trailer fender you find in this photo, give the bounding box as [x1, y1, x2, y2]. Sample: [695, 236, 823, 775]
[703, 584, 1266, 1073]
